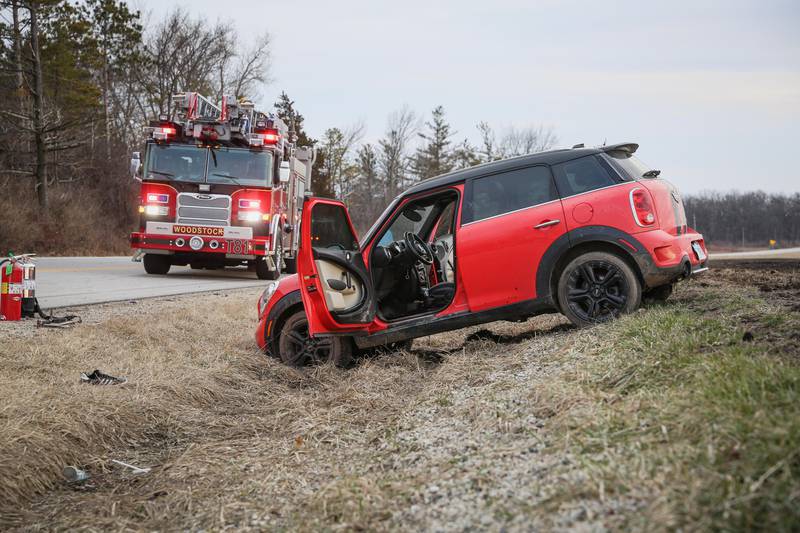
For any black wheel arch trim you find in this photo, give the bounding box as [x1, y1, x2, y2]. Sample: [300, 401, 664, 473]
[536, 226, 658, 300]
[264, 289, 304, 355]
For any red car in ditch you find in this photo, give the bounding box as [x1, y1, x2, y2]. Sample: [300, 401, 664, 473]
[255, 143, 708, 366]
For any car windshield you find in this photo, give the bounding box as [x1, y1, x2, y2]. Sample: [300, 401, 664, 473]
[603, 151, 652, 180]
[208, 147, 273, 187]
[145, 144, 206, 183]
[144, 144, 273, 186]
[377, 203, 435, 246]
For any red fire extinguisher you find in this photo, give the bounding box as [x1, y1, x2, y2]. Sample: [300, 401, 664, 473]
[1, 257, 24, 321]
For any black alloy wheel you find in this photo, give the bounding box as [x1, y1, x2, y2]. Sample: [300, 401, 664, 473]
[558, 251, 641, 327]
[277, 310, 352, 367]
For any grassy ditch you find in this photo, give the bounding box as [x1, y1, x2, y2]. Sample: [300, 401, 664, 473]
[537, 269, 800, 530]
[0, 266, 797, 530]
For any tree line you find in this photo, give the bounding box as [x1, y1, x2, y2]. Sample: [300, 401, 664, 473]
[0, 1, 555, 239]
[684, 191, 800, 248]
[1, 1, 271, 210]
[1, 1, 793, 253]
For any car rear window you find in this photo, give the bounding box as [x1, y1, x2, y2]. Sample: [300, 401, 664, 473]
[603, 150, 651, 181]
[552, 155, 619, 197]
[467, 166, 557, 223]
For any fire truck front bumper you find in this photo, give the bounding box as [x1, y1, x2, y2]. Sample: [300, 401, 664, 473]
[130, 225, 271, 260]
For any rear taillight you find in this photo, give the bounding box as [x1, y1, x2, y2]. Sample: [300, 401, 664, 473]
[629, 188, 656, 227]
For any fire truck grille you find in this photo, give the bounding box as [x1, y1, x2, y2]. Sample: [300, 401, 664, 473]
[176, 193, 231, 226]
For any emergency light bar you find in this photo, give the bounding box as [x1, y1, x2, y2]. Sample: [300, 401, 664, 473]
[152, 126, 176, 141]
[249, 128, 280, 147]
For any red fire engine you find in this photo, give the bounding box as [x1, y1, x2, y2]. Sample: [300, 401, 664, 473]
[129, 92, 313, 279]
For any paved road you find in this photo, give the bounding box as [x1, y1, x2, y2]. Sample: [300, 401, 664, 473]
[27, 247, 800, 309]
[33, 257, 269, 309]
[709, 247, 800, 261]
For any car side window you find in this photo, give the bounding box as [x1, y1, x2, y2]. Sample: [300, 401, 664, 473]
[311, 203, 359, 251]
[552, 155, 619, 197]
[467, 166, 557, 223]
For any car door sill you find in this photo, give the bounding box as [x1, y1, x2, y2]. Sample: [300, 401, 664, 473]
[353, 297, 556, 349]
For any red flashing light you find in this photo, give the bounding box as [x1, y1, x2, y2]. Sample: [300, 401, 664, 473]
[249, 128, 280, 146]
[153, 126, 177, 140]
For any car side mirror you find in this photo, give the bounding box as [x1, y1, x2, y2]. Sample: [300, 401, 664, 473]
[279, 161, 290, 183]
[130, 152, 141, 181]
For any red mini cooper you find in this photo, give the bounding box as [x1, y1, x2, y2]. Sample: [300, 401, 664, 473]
[255, 143, 707, 366]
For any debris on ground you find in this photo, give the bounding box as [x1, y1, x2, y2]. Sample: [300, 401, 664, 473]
[62, 466, 89, 483]
[110, 460, 150, 474]
[80, 369, 127, 386]
[36, 315, 82, 328]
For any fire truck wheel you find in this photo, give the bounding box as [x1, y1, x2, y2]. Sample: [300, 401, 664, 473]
[255, 258, 280, 280]
[284, 257, 297, 274]
[277, 310, 353, 368]
[143, 254, 171, 275]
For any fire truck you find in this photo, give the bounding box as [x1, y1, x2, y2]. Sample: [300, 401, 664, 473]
[129, 92, 313, 280]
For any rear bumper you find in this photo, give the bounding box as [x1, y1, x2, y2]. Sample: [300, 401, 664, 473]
[633, 229, 708, 289]
[130, 231, 271, 258]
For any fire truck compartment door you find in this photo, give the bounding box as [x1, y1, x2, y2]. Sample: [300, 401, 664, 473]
[298, 198, 376, 337]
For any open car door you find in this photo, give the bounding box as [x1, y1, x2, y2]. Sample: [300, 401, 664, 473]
[297, 198, 377, 337]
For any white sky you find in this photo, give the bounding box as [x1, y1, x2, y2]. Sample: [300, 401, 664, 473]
[136, 0, 800, 194]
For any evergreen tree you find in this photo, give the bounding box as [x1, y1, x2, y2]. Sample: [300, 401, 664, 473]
[351, 143, 381, 229]
[451, 138, 481, 170]
[273, 91, 333, 197]
[412, 105, 454, 180]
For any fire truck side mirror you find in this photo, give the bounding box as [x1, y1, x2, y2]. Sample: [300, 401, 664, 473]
[278, 161, 291, 184]
[130, 152, 142, 181]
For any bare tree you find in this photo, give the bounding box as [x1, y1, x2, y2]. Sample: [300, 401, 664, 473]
[476, 120, 497, 162]
[476, 122, 557, 161]
[224, 32, 272, 101]
[379, 107, 417, 201]
[28, 1, 45, 208]
[498, 125, 558, 158]
[319, 122, 364, 204]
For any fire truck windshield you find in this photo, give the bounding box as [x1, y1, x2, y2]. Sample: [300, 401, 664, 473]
[144, 144, 273, 187]
[145, 144, 206, 183]
[207, 147, 273, 187]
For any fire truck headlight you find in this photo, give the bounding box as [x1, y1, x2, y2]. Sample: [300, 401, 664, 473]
[144, 205, 168, 216]
[238, 211, 263, 222]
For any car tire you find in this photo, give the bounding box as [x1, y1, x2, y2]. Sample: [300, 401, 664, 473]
[557, 251, 641, 327]
[277, 310, 353, 368]
[143, 254, 170, 275]
[644, 283, 673, 304]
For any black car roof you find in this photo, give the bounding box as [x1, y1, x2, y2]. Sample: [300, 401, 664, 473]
[401, 142, 638, 198]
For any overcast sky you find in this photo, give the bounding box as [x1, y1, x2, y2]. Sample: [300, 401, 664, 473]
[137, 0, 799, 194]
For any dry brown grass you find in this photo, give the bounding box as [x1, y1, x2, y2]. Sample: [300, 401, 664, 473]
[0, 181, 134, 256]
[1, 266, 798, 531]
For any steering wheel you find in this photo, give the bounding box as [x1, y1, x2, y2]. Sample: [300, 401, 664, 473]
[404, 232, 434, 265]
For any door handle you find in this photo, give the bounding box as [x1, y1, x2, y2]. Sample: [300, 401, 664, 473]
[534, 219, 560, 229]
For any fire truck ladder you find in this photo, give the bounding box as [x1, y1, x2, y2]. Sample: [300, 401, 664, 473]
[171, 92, 256, 136]
[172, 92, 222, 122]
